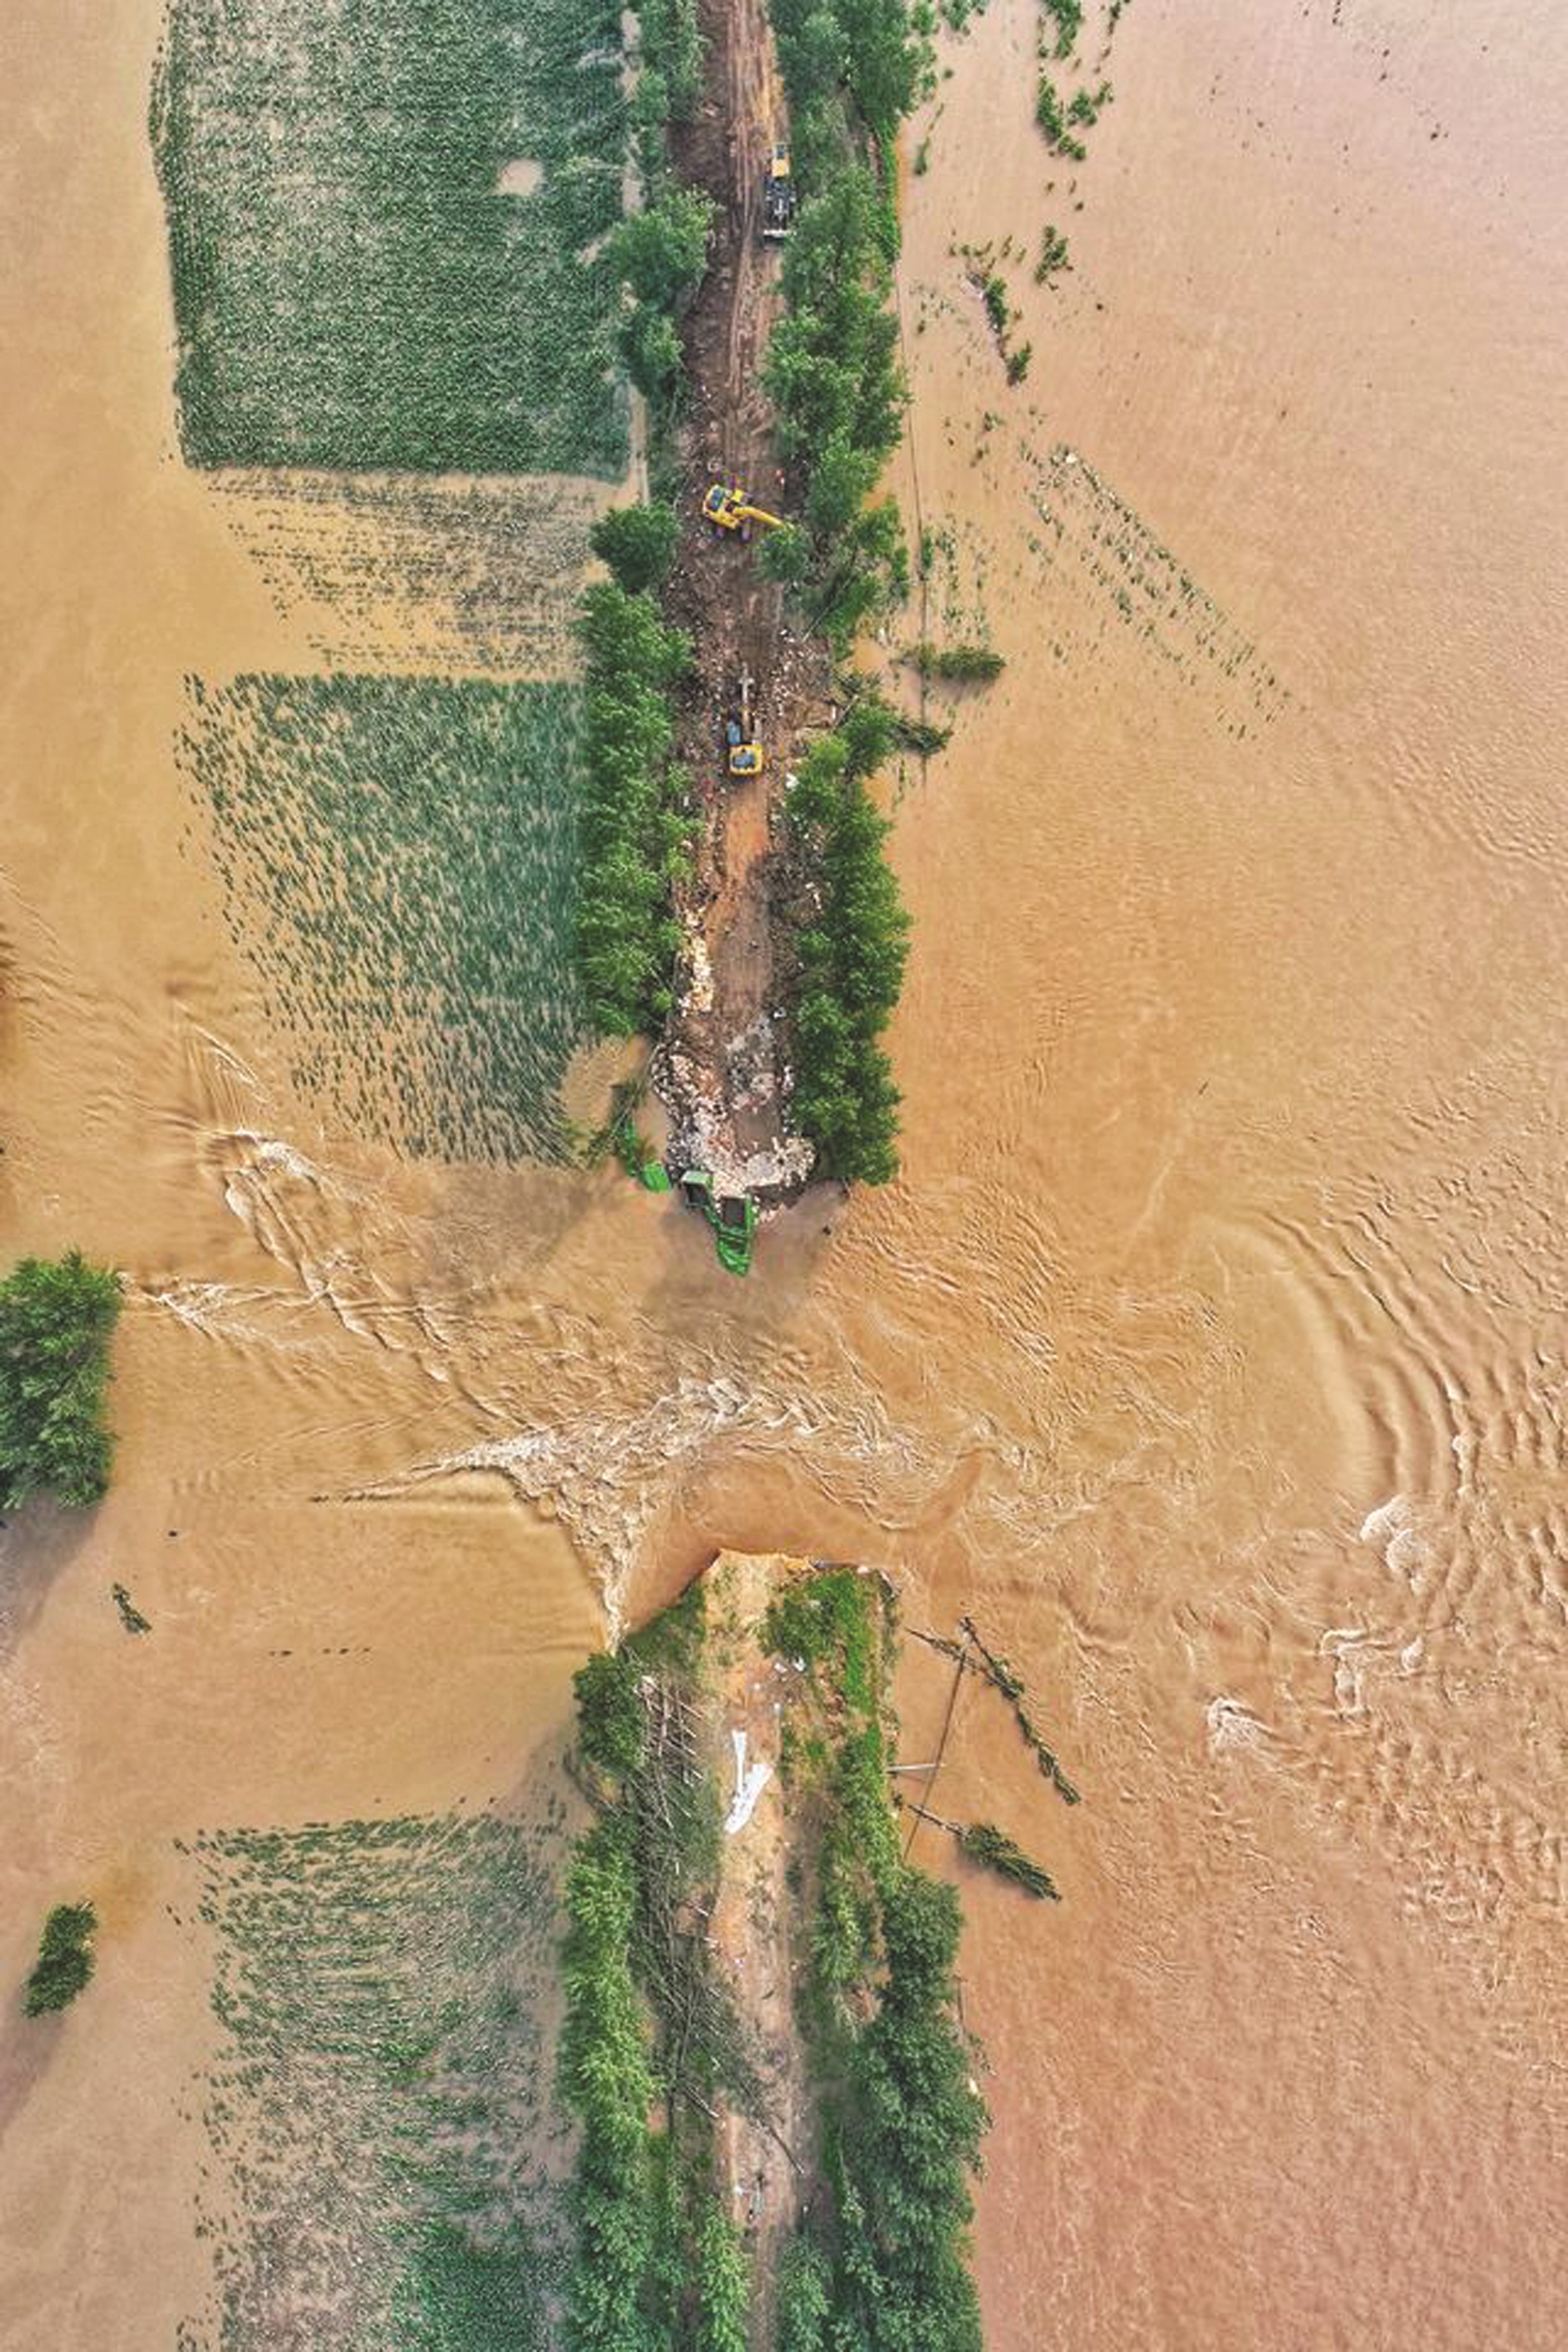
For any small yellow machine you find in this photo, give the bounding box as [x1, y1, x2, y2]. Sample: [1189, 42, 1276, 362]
[724, 670, 763, 779]
[702, 483, 785, 540]
[762, 144, 798, 240]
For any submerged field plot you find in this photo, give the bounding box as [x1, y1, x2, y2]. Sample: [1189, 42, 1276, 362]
[181, 1811, 568, 2352]
[185, 675, 588, 1161]
[151, 0, 629, 475]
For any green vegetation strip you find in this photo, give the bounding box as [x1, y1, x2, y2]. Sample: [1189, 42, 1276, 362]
[573, 569, 694, 1038]
[564, 0, 710, 1043]
[959, 1822, 1059, 1901]
[910, 642, 1006, 682]
[763, 1567, 988, 2352]
[151, 0, 629, 474]
[185, 1809, 568, 2351]
[757, 0, 927, 1182]
[187, 674, 588, 1163]
[785, 710, 911, 1187]
[560, 1565, 988, 2349]
[761, 0, 921, 653]
[561, 1585, 759, 2351]
[0, 1252, 121, 1510]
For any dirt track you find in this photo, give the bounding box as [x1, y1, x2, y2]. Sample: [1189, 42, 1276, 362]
[653, 0, 831, 1201]
[703, 1553, 815, 2351]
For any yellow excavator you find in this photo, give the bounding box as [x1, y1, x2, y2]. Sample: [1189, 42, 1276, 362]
[702, 482, 784, 542]
[762, 143, 798, 241]
[724, 669, 763, 778]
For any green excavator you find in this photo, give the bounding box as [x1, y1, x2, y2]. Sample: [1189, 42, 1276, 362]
[679, 1169, 758, 1277]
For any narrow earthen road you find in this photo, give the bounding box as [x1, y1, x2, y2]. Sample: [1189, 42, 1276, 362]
[653, 0, 829, 1202]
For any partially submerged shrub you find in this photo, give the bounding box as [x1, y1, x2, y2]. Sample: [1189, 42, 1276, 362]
[0, 1253, 121, 1509]
[24, 1903, 98, 2016]
[959, 1820, 1059, 1900]
[1036, 223, 1071, 283]
[1043, 0, 1082, 58]
[909, 642, 1005, 682]
[1036, 75, 1087, 159]
[574, 1651, 647, 1779]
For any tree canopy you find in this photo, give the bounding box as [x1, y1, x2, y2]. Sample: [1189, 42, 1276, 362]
[787, 720, 910, 1185]
[591, 502, 680, 597]
[0, 1252, 122, 1509]
[573, 580, 693, 1036]
[24, 1902, 98, 2017]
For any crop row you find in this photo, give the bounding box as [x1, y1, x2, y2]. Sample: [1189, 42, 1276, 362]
[151, 0, 631, 475]
[185, 673, 588, 1162]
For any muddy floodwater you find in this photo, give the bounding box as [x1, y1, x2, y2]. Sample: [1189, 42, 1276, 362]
[3, 0, 1568, 2344]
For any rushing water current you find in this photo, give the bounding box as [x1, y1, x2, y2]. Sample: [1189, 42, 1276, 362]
[3, 0, 1568, 2344]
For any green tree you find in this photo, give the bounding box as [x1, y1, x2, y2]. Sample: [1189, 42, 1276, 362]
[834, 1871, 987, 2352]
[574, 1651, 647, 1779]
[609, 184, 714, 313]
[591, 503, 680, 596]
[559, 1822, 659, 2352]
[805, 430, 882, 542]
[632, 0, 705, 119]
[0, 1252, 122, 1508]
[23, 1902, 97, 2016]
[694, 2199, 749, 2352]
[777, 2233, 832, 2352]
[620, 305, 683, 404]
[839, 0, 923, 140]
[787, 732, 909, 1182]
[787, 730, 850, 826]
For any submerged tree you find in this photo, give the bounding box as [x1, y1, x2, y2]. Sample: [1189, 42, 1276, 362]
[0, 1251, 122, 1508]
[24, 1902, 98, 2017]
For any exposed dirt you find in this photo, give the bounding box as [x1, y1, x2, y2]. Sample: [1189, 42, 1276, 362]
[654, 0, 833, 1202]
[701, 1551, 819, 2350]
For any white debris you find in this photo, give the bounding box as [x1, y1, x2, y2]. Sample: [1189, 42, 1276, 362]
[724, 1726, 773, 1834]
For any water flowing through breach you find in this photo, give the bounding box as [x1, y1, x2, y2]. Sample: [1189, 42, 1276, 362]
[3, 0, 1568, 2345]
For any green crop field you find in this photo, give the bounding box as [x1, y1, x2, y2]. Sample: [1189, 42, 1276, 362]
[151, 0, 629, 475]
[185, 674, 588, 1162]
[181, 1810, 569, 2352]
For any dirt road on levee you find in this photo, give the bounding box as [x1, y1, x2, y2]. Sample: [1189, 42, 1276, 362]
[653, 0, 832, 1206]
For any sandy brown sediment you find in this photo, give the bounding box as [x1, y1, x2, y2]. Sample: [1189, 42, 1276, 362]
[7, 0, 1568, 2343]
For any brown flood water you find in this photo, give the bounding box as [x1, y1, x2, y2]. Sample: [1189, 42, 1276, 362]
[3, 0, 1568, 2344]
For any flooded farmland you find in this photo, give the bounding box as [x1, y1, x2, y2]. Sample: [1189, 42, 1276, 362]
[3, 0, 1568, 2345]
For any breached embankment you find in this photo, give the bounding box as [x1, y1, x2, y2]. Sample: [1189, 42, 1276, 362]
[557, 1549, 988, 2349]
[649, 0, 829, 1207]
[621, 0, 923, 1221]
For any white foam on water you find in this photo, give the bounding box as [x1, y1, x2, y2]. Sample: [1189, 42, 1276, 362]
[1206, 1695, 1267, 1755]
[141, 1279, 300, 1350]
[1320, 1627, 1370, 1717]
[1359, 1494, 1427, 1591]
